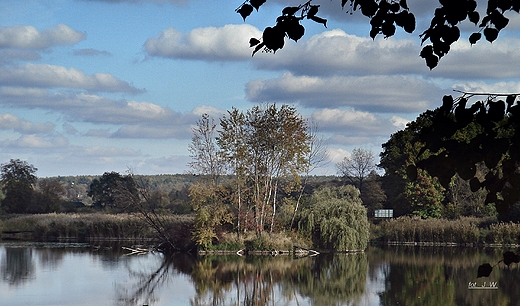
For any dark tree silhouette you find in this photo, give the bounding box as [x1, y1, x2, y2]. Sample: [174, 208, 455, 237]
[237, 0, 520, 68]
[0, 159, 37, 213]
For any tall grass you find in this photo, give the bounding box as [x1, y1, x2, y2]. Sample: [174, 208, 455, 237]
[1, 213, 193, 241]
[372, 216, 520, 246]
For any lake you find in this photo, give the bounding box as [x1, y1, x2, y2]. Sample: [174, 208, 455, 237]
[0, 241, 517, 306]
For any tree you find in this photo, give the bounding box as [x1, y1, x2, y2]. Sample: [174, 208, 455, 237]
[298, 185, 370, 251]
[217, 104, 312, 234]
[88, 171, 138, 210]
[30, 178, 66, 213]
[409, 93, 520, 216]
[405, 168, 445, 218]
[336, 148, 375, 190]
[237, 0, 520, 69]
[0, 159, 37, 214]
[360, 171, 386, 218]
[188, 113, 225, 186]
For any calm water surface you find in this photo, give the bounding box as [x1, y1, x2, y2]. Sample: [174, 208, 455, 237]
[0, 241, 517, 305]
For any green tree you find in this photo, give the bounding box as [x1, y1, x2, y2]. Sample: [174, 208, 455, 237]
[238, 0, 519, 69]
[88, 171, 138, 210]
[360, 171, 386, 218]
[299, 185, 370, 251]
[0, 159, 37, 214]
[30, 178, 66, 213]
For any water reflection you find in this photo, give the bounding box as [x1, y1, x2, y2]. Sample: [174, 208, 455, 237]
[1, 247, 34, 285]
[0, 242, 518, 306]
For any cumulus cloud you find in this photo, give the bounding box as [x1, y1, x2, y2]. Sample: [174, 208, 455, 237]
[311, 108, 407, 140]
[0, 113, 55, 134]
[246, 72, 441, 113]
[0, 24, 85, 49]
[253, 29, 423, 76]
[0, 134, 68, 149]
[0, 63, 143, 93]
[145, 24, 262, 61]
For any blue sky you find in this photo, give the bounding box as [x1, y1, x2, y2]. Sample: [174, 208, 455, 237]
[0, 0, 519, 177]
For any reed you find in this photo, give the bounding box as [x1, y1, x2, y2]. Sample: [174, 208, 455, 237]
[372, 216, 479, 245]
[1, 213, 193, 241]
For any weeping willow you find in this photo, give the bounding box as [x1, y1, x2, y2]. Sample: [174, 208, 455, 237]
[298, 185, 370, 251]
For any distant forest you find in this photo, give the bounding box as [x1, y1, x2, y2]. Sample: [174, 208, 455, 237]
[49, 173, 342, 208]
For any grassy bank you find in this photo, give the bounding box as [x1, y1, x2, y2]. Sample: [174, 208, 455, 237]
[0, 213, 193, 242]
[371, 216, 520, 246]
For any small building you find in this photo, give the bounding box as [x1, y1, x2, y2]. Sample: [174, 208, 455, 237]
[374, 209, 393, 218]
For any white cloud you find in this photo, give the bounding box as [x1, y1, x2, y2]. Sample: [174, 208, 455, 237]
[253, 29, 423, 76]
[0, 113, 55, 134]
[145, 24, 262, 61]
[0, 63, 143, 93]
[246, 72, 441, 113]
[0, 24, 85, 49]
[1, 134, 68, 149]
[326, 147, 350, 165]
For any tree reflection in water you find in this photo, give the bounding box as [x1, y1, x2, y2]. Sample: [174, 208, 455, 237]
[117, 252, 369, 306]
[1, 247, 35, 286]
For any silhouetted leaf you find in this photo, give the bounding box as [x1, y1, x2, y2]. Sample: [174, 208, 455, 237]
[406, 164, 417, 181]
[477, 263, 493, 278]
[237, 4, 254, 21]
[399, 0, 409, 10]
[440, 95, 454, 113]
[469, 32, 481, 45]
[360, 0, 378, 17]
[285, 21, 305, 41]
[252, 42, 265, 56]
[483, 27, 499, 42]
[382, 21, 396, 37]
[491, 10, 509, 30]
[466, 10, 479, 24]
[282, 6, 300, 16]
[250, 0, 266, 11]
[249, 38, 261, 47]
[307, 5, 319, 18]
[309, 15, 327, 27]
[469, 177, 481, 192]
[503, 251, 520, 266]
[262, 26, 285, 52]
[488, 100, 506, 122]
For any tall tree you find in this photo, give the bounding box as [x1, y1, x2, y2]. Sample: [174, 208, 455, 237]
[0, 159, 37, 214]
[88, 171, 138, 210]
[336, 148, 375, 190]
[188, 113, 225, 186]
[237, 0, 519, 69]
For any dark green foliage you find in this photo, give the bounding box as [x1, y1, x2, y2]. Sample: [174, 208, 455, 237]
[237, 0, 519, 68]
[88, 171, 138, 210]
[0, 159, 38, 214]
[414, 94, 520, 217]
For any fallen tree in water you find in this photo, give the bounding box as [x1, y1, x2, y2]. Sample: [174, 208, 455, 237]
[113, 173, 196, 254]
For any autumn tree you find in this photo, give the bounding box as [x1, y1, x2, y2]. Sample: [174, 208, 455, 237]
[237, 0, 519, 69]
[188, 113, 232, 247]
[218, 104, 312, 234]
[0, 159, 37, 214]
